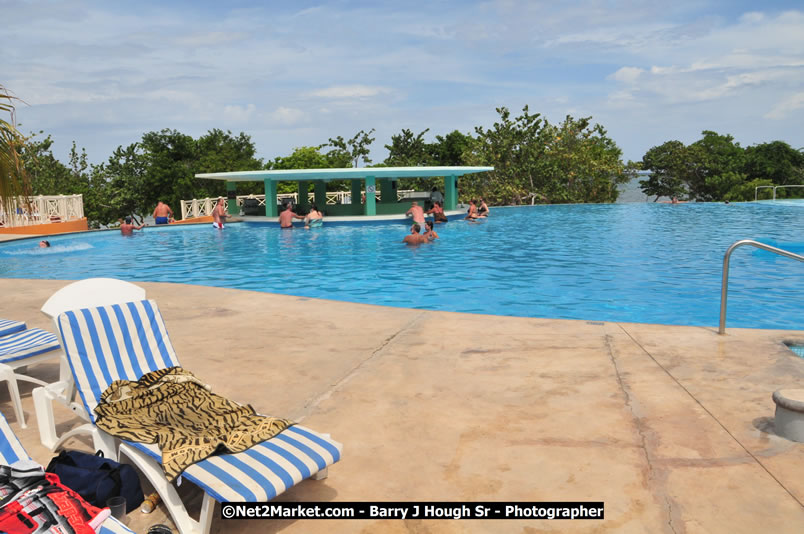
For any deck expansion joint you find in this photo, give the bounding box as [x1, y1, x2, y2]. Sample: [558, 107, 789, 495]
[294, 312, 427, 421]
[603, 333, 680, 533]
[615, 323, 804, 510]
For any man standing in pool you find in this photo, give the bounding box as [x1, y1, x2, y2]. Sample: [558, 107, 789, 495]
[120, 216, 145, 236]
[152, 201, 173, 225]
[213, 197, 228, 229]
[279, 201, 304, 228]
[406, 201, 425, 228]
[403, 223, 426, 245]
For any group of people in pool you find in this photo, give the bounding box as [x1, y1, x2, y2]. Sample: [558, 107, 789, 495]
[278, 201, 324, 229]
[115, 192, 489, 239]
[465, 198, 490, 220]
[403, 221, 439, 245]
[117, 201, 176, 235]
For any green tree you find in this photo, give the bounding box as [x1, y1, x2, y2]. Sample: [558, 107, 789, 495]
[536, 116, 628, 203]
[742, 141, 804, 190]
[384, 128, 432, 166]
[195, 129, 263, 196]
[640, 140, 690, 201]
[267, 146, 336, 194]
[20, 133, 72, 196]
[139, 129, 198, 215]
[430, 130, 474, 166]
[687, 131, 744, 200]
[99, 143, 148, 222]
[464, 106, 546, 204]
[320, 129, 376, 167]
[0, 84, 30, 215]
[724, 178, 775, 202]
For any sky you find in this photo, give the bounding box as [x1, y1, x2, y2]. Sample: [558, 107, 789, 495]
[3, 0, 803, 166]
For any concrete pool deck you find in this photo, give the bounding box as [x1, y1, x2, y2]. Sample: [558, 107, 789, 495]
[1, 279, 802, 533]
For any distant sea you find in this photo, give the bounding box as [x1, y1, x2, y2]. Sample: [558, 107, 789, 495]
[617, 176, 661, 203]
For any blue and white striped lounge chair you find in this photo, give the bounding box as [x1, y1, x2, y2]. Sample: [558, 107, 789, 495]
[0, 409, 134, 534]
[51, 299, 343, 534]
[0, 325, 61, 429]
[33, 278, 149, 452]
[0, 319, 26, 337]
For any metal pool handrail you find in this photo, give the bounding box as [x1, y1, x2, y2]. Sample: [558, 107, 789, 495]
[755, 184, 804, 201]
[719, 239, 804, 334]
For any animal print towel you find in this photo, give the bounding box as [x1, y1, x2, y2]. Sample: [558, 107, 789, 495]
[93, 367, 294, 482]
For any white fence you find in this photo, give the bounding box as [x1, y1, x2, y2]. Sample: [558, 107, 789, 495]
[0, 194, 84, 227]
[180, 190, 415, 219]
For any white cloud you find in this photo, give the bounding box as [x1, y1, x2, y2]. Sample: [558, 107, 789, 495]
[223, 104, 256, 122]
[610, 67, 645, 83]
[269, 107, 307, 126]
[306, 85, 391, 99]
[174, 31, 247, 47]
[765, 92, 804, 119]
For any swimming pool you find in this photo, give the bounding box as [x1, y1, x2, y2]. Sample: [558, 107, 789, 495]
[1, 203, 802, 329]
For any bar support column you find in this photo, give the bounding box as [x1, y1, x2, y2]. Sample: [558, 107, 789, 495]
[226, 182, 239, 216]
[314, 181, 327, 210]
[264, 179, 277, 217]
[444, 175, 457, 210]
[365, 176, 376, 216]
[297, 181, 310, 211]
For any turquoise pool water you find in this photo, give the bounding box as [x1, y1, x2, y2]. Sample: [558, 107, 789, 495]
[1, 203, 802, 329]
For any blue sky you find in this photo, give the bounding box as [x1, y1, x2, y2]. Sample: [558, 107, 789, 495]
[4, 0, 803, 165]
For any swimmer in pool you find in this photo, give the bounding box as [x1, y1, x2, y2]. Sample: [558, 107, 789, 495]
[152, 201, 173, 225]
[212, 197, 228, 229]
[423, 220, 439, 241]
[120, 216, 145, 236]
[465, 199, 480, 221]
[279, 202, 304, 228]
[403, 223, 427, 245]
[305, 203, 324, 229]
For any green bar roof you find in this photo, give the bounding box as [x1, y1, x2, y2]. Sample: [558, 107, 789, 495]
[195, 166, 494, 182]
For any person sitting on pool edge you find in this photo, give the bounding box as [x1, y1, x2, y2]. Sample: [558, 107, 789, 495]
[477, 198, 490, 217]
[120, 216, 145, 236]
[465, 199, 481, 221]
[426, 201, 448, 223]
[403, 223, 427, 245]
[152, 201, 173, 225]
[305, 203, 324, 229]
[279, 201, 304, 228]
[423, 221, 439, 241]
[213, 197, 228, 229]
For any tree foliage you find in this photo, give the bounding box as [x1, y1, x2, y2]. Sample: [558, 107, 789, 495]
[0, 84, 30, 215]
[320, 129, 376, 168]
[640, 131, 804, 201]
[461, 107, 629, 204]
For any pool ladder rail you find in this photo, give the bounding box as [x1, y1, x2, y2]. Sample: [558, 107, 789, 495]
[719, 239, 804, 334]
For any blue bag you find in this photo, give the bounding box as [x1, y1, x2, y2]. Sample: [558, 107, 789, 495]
[46, 450, 144, 513]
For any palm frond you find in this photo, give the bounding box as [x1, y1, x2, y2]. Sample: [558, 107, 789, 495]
[0, 84, 31, 217]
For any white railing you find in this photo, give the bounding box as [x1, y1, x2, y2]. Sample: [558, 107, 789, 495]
[0, 194, 84, 227]
[181, 190, 416, 219]
[179, 198, 229, 220]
